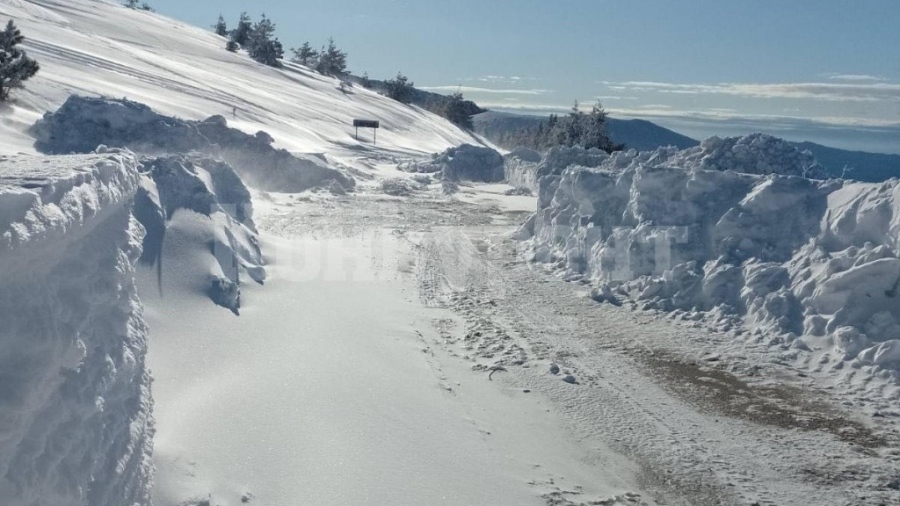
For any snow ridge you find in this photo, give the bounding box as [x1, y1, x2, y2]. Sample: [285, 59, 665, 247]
[0, 151, 153, 506]
[520, 135, 900, 391]
[31, 96, 354, 192]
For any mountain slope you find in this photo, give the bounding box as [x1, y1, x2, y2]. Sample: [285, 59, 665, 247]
[0, 0, 477, 160]
[793, 141, 900, 182]
[473, 110, 700, 151]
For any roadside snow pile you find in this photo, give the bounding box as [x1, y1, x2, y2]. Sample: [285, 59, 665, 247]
[0, 151, 153, 506]
[134, 155, 265, 314]
[381, 177, 424, 197]
[399, 144, 505, 182]
[506, 134, 827, 194]
[520, 134, 900, 381]
[31, 96, 354, 192]
[503, 147, 542, 192]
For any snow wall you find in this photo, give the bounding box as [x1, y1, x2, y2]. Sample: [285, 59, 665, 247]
[0, 151, 153, 505]
[30, 96, 355, 192]
[399, 144, 505, 182]
[135, 154, 266, 314]
[519, 134, 900, 378]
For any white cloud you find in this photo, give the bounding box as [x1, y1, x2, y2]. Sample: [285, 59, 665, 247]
[603, 80, 900, 102]
[419, 85, 550, 95]
[825, 74, 887, 82]
[595, 95, 639, 101]
[605, 106, 900, 128]
[458, 75, 537, 84]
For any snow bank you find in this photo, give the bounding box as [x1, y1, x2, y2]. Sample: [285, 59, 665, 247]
[521, 134, 900, 378]
[31, 96, 354, 192]
[400, 144, 505, 182]
[503, 148, 542, 192]
[135, 155, 265, 314]
[0, 151, 153, 506]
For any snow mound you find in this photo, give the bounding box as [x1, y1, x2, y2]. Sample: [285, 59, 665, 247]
[0, 151, 153, 506]
[400, 144, 505, 182]
[381, 177, 423, 197]
[31, 96, 354, 192]
[135, 155, 265, 314]
[521, 135, 900, 381]
[506, 134, 827, 196]
[503, 148, 542, 192]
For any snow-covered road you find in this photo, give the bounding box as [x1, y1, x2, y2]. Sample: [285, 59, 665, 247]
[144, 183, 900, 506]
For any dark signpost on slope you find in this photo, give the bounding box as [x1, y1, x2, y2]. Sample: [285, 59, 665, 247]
[353, 119, 380, 145]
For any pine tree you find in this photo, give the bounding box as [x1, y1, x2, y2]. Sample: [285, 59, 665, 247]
[123, 0, 139, 8]
[581, 101, 617, 152]
[290, 42, 318, 67]
[360, 71, 372, 89]
[315, 38, 347, 77]
[0, 20, 40, 102]
[385, 72, 414, 103]
[246, 14, 283, 67]
[213, 15, 228, 37]
[441, 92, 474, 130]
[231, 12, 252, 47]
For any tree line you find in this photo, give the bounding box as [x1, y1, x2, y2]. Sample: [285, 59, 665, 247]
[490, 101, 623, 153]
[213, 13, 480, 130]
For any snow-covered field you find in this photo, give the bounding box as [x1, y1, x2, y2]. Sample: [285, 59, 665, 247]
[1, 1, 900, 506]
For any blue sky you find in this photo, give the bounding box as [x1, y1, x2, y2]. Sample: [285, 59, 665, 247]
[150, 0, 900, 153]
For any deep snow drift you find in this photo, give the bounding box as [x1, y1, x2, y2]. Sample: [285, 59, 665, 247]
[134, 154, 265, 313]
[0, 151, 153, 506]
[32, 96, 354, 192]
[399, 143, 505, 182]
[519, 134, 900, 388]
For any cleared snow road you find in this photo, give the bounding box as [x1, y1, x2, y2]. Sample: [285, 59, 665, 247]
[143, 188, 645, 506]
[145, 183, 900, 506]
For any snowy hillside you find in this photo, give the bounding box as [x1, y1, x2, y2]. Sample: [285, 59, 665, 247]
[0, 0, 477, 159]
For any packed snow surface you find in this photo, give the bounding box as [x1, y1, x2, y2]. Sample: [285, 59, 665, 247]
[0, 151, 153, 506]
[520, 135, 900, 391]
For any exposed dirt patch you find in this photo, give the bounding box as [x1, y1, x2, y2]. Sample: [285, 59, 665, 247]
[643, 353, 890, 449]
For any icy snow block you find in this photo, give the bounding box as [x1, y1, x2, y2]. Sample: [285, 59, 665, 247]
[401, 144, 504, 183]
[0, 153, 153, 506]
[30, 95, 354, 192]
[504, 147, 542, 192]
[439, 144, 504, 182]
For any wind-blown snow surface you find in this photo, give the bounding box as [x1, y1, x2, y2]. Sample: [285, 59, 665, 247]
[0, 151, 153, 506]
[519, 135, 900, 396]
[0, 0, 476, 159]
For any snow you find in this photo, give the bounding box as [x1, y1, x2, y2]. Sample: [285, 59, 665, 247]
[2, 2, 898, 505]
[399, 144, 506, 183]
[0, 0, 477, 163]
[520, 137, 900, 397]
[135, 155, 265, 313]
[0, 151, 153, 506]
[142, 227, 642, 506]
[33, 96, 354, 192]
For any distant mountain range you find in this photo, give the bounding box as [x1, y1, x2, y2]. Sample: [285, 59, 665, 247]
[473, 111, 900, 182]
